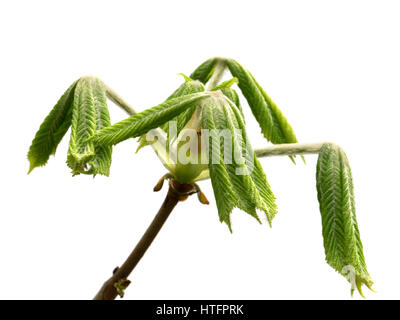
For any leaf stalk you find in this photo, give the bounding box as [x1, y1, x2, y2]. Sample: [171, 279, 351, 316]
[104, 85, 137, 116]
[255, 142, 326, 158]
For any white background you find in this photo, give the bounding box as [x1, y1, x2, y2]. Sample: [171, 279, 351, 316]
[1, 0, 399, 300]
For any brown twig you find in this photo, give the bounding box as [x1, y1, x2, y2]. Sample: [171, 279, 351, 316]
[93, 179, 207, 300]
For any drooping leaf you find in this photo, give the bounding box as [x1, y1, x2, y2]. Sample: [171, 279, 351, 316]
[211, 77, 238, 91]
[211, 77, 244, 117]
[27, 80, 78, 173]
[224, 59, 298, 141]
[316, 143, 373, 296]
[189, 57, 222, 84]
[166, 74, 204, 100]
[200, 97, 238, 230]
[191, 57, 301, 162]
[201, 92, 277, 230]
[227, 99, 278, 224]
[164, 77, 206, 140]
[219, 87, 244, 119]
[87, 78, 112, 176]
[67, 78, 97, 174]
[67, 77, 112, 176]
[136, 77, 206, 152]
[90, 92, 210, 146]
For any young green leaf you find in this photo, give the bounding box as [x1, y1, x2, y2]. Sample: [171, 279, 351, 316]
[137, 76, 205, 152]
[211, 77, 244, 118]
[201, 92, 277, 230]
[27, 80, 77, 173]
[200, 97, 238, 230]
[229, 99, 278, 224]
[90, 92, 210, 146]
[137, 77, 207, 152]
[224, 59, 298, 145]
[67, 78, 97, 174]
[316, 143, 373, 296]
[67, 77, 112, 176]
[190, 57, 222, 84]
[166, 75, 205, 100]
[87, 78, 113, 176]
[164, 78, 206, 140]
[210, 77, 238, 91]
[219, 86, 244, 119]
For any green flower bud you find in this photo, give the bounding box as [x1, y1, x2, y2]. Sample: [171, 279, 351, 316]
[174, 107, 208, 183]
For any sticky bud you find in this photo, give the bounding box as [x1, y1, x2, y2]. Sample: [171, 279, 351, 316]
[153, 177, 165, 192]
[197, 191, 209, 205]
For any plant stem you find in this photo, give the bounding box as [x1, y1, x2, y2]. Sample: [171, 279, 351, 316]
[105, 85, 137, 116]
[255, 142, 326, 158]
[207, 59, 226, 90]
[93, 181, 194, 300]
[191, 143, 327, 182]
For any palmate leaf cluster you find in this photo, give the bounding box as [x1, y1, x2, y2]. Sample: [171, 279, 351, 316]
[316, 143, 373, 296]
[88, 58, 301, 227]
[88, 59, 299, 229]
[191, 58, 299, 145]
[27, 57, 373, 295]
[28, 77, 112, 176]
[89, 88, 279, 230]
